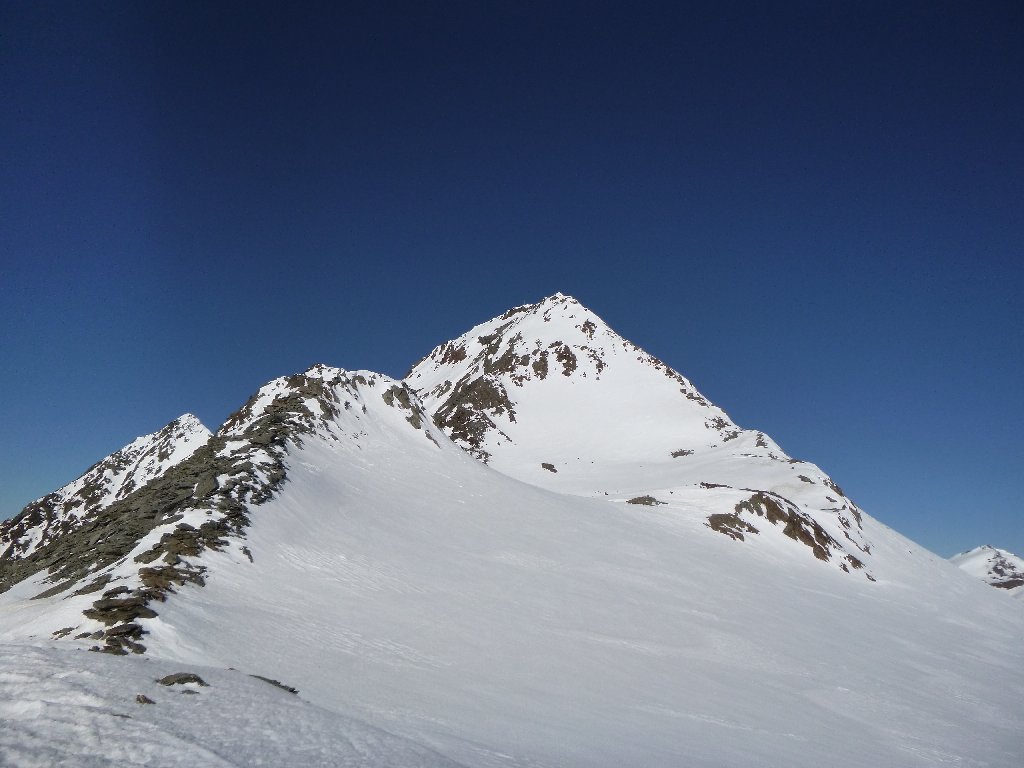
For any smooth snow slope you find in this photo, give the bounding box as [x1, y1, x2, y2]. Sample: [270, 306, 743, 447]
[125, 370, 1024, 768]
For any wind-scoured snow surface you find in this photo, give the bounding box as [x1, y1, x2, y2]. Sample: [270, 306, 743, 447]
[951, 545, 1024, 598]
[2, 296, 1023, 767]
[0, 643, 462, 767]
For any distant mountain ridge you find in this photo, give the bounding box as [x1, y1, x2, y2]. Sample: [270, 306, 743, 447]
[951, 545, 1024, 597]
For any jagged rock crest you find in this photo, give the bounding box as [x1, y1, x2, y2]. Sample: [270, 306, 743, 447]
[0, 366, 444, 652]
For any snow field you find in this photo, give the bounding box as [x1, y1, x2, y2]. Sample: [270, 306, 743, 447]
[0, 643, 463, 768]
[145, 403, 1024, 768]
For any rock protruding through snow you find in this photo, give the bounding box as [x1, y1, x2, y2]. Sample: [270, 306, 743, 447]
[0, 366, 449, 652]
[406, 293, 874, 575]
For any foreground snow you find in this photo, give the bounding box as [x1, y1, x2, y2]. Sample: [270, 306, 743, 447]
[0, 642, 461, 768]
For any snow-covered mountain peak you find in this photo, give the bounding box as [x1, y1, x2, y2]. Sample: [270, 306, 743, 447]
[951, 545, 1024, 597]
[406, 295, 874, 576]
[0, 414, 211, 568]
[406, 293, 728, 460]
[113, 413, 210, 477]
[173, 412, 206, 432]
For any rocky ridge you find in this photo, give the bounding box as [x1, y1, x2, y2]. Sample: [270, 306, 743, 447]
[0, 415, 210, 565]
[3, 294, 887, 651]
[0, 365, 439, 653]
[2, 295, 1021, 768]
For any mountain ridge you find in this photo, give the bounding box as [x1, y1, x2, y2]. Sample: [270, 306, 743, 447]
[0, 364, 444, 653]
[2, 294, 1022, 767]
[0, 414, 210, 571]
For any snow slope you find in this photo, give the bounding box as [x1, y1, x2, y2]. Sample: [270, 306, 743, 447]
[0, 366, 440, 654]
[132, 385, 1024, 767]
[408, 294, 873, 576]
[952, 545, 1024, 598]
[0, 642, 462, 767]
[1, 297, 1022, 767]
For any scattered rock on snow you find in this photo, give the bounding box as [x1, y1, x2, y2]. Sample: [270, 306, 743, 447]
[157, 672, 209, 687]
[626, 495, 665, 506]
[250, 674, 299, 694]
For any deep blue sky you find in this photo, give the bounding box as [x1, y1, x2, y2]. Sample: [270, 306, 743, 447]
[2, 2, 1021, 558]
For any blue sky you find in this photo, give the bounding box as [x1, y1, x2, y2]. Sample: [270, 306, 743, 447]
[2, 1, 1021, 558]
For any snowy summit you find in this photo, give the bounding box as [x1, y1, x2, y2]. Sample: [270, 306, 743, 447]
[1, 294, 1022, 767]
[951, 545, 1024, 598]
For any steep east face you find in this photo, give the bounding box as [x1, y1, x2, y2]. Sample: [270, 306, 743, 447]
[407, 293, 873, 576]
[951, 545, 1024, 597]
